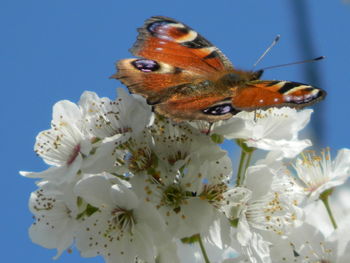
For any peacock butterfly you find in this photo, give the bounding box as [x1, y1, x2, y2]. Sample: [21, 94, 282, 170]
[112, 16, 326, 122]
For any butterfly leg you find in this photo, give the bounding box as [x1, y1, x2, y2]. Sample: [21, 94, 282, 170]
[253, 109, 257, 122]
[206, 122, 214, 135]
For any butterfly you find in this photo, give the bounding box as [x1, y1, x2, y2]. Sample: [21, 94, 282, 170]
[112, 16, 326, 122]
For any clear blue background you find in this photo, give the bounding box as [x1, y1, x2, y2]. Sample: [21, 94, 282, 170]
[2, 0, 350, 262]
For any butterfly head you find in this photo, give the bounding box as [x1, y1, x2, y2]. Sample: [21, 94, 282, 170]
[251, 70, 264, 80]
[217, 69, 264, 87]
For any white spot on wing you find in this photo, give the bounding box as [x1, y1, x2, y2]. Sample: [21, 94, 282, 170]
[157, 62, 178, 74]
[200, 46, 217, 55]
[170, 23, 186, 28]
[284, 85, 311, 95]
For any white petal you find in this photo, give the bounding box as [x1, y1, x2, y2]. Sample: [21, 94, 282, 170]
[304, 201, 334, 237]
[29, 216, 76, 259]
[237, 215, 252, 246]
[52, 100, 82, 123]
[20, 166, 62, 179]
[110, 183, 139, 209]
[82, 140, 126, 174]
[75, 174, 114, 208]
[78, 91, 100, 113]
[244, 165, 273, 199]
[79, 138, 92, 155]
[210, 117, 248, 138]
[20, 155, 81, 184]
[247, 232, 271, 263]
[208, 214, 232, 249]
[28, 187, 78, 259]
[332, 148, 350, 180]
[156, 241, 180, 263]
[134, 202, 168, 243]
[246, 138, 311, 159]
[132, 225, 156, 262]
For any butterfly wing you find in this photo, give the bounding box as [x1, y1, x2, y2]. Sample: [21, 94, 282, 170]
[130, 16, 234, 74]
[113, 16, 235, 113]
[114, 58, 236, 121]
[113, 58, 203, 104]
[149, 79, 326, 122]
[231, 80, 326, 111]
[155, 94, 238, 122]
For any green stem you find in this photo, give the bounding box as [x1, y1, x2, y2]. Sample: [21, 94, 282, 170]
[320, 190, 338, 229]
[236, 149, 247, 186]
[197, 234, 211, 263]
[244, 150, 254, 173]
[235, 140, 255, 186]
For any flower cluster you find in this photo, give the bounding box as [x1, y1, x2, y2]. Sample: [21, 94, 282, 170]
[21, 89, 350, 263]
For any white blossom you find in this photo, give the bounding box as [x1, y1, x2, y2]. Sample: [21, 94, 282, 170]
[74, 173, 168, 263]
[80, 88, 153, 141]
[293, 148, 350, 201]
[21, 100, 92, 183]
[287, 222, 350, 263]
[212, 108, 312, 158]
[21, 89, 350, 263]
[221, 162, 303, 262]
[28, 180, 81, 259]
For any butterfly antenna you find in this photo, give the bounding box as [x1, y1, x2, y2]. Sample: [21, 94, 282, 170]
[259, 56, 325, 71]
[253, 35, 281, 69]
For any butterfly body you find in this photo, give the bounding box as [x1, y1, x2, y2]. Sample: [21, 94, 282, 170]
[113, 16, 326, 122]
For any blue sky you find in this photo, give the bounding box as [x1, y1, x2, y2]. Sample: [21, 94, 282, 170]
[1, 0, 350, 262]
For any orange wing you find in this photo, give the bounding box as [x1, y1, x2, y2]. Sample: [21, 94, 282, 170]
[155, 93, 237, 122]
[112, 58, 203, 104]
[113, 16, 234, 105]
[152, 79, 326, 122]
[130, 16, 234, 75]
[231, 80, 327, 111]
